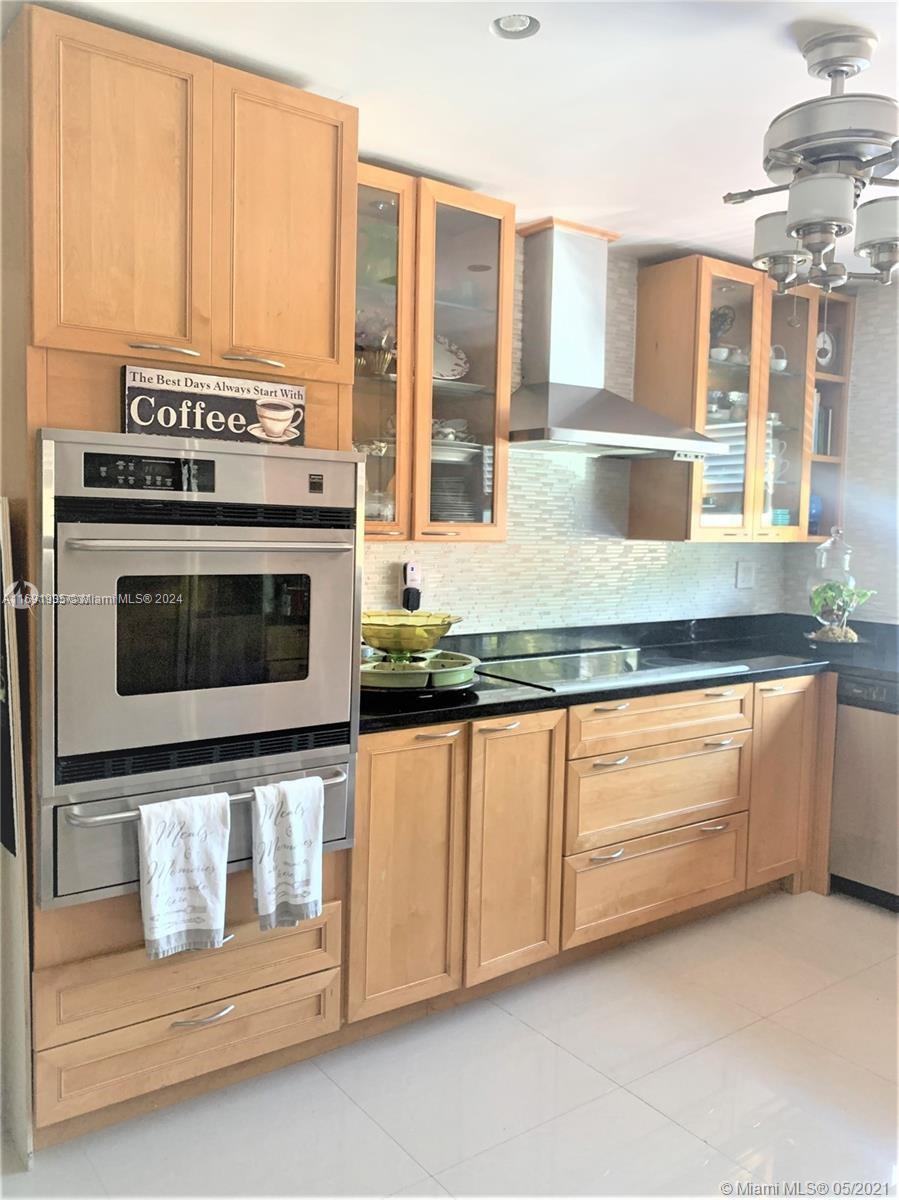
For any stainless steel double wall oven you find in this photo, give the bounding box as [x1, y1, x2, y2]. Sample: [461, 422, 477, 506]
[37, 430, 364, 908]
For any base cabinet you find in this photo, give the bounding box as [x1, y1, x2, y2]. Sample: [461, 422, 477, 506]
[561, 813, 749, 949]
[465, 711, 565, 986]
[747, 676, 818, 887]
[347, 724, 468, 1022]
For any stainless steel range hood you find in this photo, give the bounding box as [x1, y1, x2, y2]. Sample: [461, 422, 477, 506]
[509, 221, 726, 458]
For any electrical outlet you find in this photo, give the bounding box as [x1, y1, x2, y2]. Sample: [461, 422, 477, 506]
[735, 560, 756, 589]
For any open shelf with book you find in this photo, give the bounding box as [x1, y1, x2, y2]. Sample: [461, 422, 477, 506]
[808, 292, 854, 539]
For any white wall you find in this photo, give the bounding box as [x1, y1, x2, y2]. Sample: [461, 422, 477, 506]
[783, 285, 899, 624]
[363, 243, 787, 632]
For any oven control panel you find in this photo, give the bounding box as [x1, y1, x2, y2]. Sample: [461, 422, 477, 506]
[83, 453, 215, 493]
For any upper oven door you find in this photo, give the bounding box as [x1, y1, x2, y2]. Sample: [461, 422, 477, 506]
[55, 522, 356, 758]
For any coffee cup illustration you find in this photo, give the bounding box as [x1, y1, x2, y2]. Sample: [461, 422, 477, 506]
[254, 398, 303, 440]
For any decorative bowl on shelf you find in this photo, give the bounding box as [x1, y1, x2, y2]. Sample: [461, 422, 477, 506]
[361, 611, 462, 654]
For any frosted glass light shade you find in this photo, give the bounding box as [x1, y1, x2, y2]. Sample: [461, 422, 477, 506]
[855, 195, 899, 254]
[752, 211, 811, 267]
[786, 174, 855, 235]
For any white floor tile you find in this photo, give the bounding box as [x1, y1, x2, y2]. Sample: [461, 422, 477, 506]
[436, 1089, 754, 1196]
[630, 1019, 898, 1185]
[771, 956, 898, 1082]
[318, 1000, 614, 1174]
[1, 1135, 107, 1198]
[495, 945, 757, 1082]
[80, 1062, 425, 1196]
[631, 910, 844, 1015]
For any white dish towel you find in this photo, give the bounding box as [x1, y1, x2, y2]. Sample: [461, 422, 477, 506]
[251, 777, 323, 929]
[138, 793, 231, 960]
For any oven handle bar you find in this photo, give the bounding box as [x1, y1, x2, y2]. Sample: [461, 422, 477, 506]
[62, 769, 349, 829]
[65, 539, 353, 554]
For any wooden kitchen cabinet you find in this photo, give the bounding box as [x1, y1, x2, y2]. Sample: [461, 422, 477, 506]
[212, 65, 358, 382]
[348, 723, 468, 1022]
[629, 255, 838, 543]
[747, 676, 818, 887]
[465, 710, 566, 986]
[29, 6, 213, 361]
[412, 180, 515, 542]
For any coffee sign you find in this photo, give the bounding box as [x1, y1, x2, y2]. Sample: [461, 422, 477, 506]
[122, 366, 306, 446]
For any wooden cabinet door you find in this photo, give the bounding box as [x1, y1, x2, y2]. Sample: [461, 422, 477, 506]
[465, 710, 565, 986]
[348, 723, 468, 1022]
[212, 65, 358, 382]
[30, 7, 212, 361]
[748, 676, 818, 887]
[412, 179, 514, 542]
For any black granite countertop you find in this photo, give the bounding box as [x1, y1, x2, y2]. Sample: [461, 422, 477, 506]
[358, 613, 877, 735]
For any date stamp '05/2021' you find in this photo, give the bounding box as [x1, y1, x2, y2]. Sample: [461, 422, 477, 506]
[721, 1184, 893, 1197]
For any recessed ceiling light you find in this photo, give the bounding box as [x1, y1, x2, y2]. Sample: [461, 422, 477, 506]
[490, 13, 540, 40]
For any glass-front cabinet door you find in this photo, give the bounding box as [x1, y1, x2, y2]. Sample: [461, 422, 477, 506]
[413, 180, 515, 541]
[353, 165, 416, 538]
[753, 285, 817, 539]
[693, 260, 766, 539]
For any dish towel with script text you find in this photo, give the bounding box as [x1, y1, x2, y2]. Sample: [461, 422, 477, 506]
[251, 777, 323, 929]
[137, 793, 231, 960]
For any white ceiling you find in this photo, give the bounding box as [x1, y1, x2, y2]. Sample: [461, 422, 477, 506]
[4, 0, 897, 263]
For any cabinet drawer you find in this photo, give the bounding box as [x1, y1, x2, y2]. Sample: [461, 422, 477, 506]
[565, 733, 751, 854]
[35, 968, 341, 1126]
[561, 813, 748, 949]
[34, 902, 341, 1049]
[568, 684, 753, 759]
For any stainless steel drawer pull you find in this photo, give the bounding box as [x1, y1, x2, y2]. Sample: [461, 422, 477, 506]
[128, 342, 200, 357]
[421, 531, 460, 537]
[594, 702, 630, 712]
[222, 933, 235, 945]
[699, 821, 729, 832]
[63, 769, 348, 829]
[479, 721, 521, 733]
[221, 353, 285, 369]
[593, 755, 629, 768]
[704, 690, 734, 697]
[415, 729, 461, 740]
[590, 848, 625, 863]
[66, 538, 352, 555]
[704, 737, 735, 747]
[171, 1004, 235, 1029]
[759, 685, 785, 693]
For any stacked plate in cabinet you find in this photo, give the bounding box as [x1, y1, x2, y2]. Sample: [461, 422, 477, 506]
[430, 473, 479, 523]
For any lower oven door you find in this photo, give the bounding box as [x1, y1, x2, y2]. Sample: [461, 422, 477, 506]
[54, 523, 357, 761]
[47, 761, 351, 906]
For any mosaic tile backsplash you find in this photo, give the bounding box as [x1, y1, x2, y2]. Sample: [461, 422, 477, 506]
[363, 243, 789, 634]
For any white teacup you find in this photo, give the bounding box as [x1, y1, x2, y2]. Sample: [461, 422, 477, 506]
[710, 347, 730, 362]
[770, 344, 788, 372]
[256, 398, 302, 439]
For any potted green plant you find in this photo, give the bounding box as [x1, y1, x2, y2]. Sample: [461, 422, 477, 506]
[808, 580, 875, 642]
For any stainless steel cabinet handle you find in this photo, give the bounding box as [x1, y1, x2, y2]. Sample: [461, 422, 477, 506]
[222, 933, 235, 945]
[590, 848, 625, 863]
[759, 685, 785, 693]
[128, 342, 200, 357]
[63, 769, 348, 828]
[415, 729, 461, 740]
[479, 721, 521, 733]
[66, 538, 352, 554]
[699, 821, 729, 832]
[421, 531, 460, 537]
[704, 690, 734, 697]
[171, 1004, 235, 1029]
[594, 702, 629, 712]
[592, 755, 629, 768]
[704, 737, 735, 747]
[221, 353, 285, 369]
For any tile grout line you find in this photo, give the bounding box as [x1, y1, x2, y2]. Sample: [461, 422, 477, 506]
[310, 1060, 435, 1185]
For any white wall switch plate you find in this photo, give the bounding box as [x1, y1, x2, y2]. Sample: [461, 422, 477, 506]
[735, 561, 756, 589]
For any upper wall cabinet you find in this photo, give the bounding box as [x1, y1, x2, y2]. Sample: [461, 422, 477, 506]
[413, 181, 515, 542]
[211, 66, 358, 382]
[628, 255, 849, 543]
[30, 7, 213, 361]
